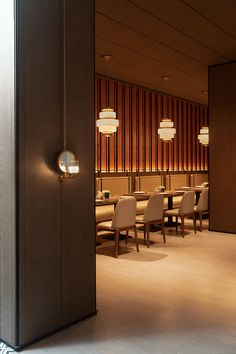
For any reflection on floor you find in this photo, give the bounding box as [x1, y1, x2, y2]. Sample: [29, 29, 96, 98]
[21, 220, 236, 353]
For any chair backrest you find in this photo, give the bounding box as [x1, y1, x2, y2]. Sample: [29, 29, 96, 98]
[197, 189, 209, 212]
[143, 194, 164, 221]
[112, 197, 136, 228]
[178, 191, 195, 215]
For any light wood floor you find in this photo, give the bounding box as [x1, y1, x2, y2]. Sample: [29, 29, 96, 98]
[24, 219, 236, 354]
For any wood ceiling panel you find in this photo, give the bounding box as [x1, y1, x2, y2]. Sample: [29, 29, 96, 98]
[181, 0, 236, 39]
[96, 0, 226, 64]
[128, 0, 236, 59]
[96, 55, 208, 104]
[96, 36, 207, 92]
[95, 0, 236, 104]
[96, 13, 207, 79]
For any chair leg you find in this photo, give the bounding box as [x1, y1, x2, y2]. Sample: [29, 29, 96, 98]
[176, 216, 178, 234]
[193, 213, 196, 234]
[146, 223, 150, 248]
[134, 226, 139, 252]
[114, 230, 119, 258]
[143, 226, 146, 245]
[162, 220, 166, 243]
[125, 230, 129, 244]
[199, 213, 203, 232]
[181, 216, 185, 237]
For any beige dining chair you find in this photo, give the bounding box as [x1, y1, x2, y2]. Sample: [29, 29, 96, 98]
[96, 196, 139, 258]
[194, 189, 209, 231]
[164, 191, 196, 237]
[136, 194, 165, 247]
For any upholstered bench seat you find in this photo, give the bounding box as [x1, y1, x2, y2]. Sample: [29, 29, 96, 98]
[136, 200, 148, 214]
[96, 195, 184, 223]
[172, 195, 183, 208]
[96, 205, 114, 223]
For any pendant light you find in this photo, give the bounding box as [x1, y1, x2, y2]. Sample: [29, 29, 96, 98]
[158, 118, 176, 142]
[96, 108, 119, 137]
[198, 126, 209, 146]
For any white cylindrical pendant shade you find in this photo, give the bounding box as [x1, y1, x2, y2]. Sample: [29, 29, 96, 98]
[198, 126, 209, 146]
[96, 108, 119, 137]
[158, 118, 176, 141]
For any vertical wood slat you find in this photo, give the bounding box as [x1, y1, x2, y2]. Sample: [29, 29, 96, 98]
[163, 95, 167, 170]
[109, 80, 115, 172]
[196, 105, 200, 170]
[169, 98, 174, 170]
[95, 77, 101, 172]
[136, 88, 140, 172]
[131, 87, 137, 172]
[183, 102, 187, 170]
[204, 106, 209, 170]
[200, 106, 205, 170]
[157, 94, 162, 170]
[96, 76, 208, 173]
[173, 99, 178, 170]
[144, 91, 150, 171]
[187, 104, 191, 170]
[114, 82, 118, 172]
[129, 87, 133, 171]
[117, 82, 123, 171]
[125, 85, 130, 171]
[100, 78, 107, 171]
[139, 89, 144, 171]
[193, 105, 197, 171]
[151, 93, 156, 171]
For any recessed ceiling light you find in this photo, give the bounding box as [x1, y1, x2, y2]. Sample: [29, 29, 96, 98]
[202, 90, 208, 95]
[162, 75, 171, 81]
[101, 55, 113, 61]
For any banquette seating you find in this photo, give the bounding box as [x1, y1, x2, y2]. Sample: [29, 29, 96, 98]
[96, 173, 209, 231]
[190, 173, 208, 187]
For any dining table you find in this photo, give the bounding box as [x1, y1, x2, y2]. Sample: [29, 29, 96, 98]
[96, 197, 120, 208]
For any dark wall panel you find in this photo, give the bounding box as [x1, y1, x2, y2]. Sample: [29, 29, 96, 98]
[95, 76, 208, 173]
[18, 1, 62, 343]
[0, 0, 16, 344]
[61, 0, 95, 325]
[209, 62, 236, 233]
[17, 0, 95, 346]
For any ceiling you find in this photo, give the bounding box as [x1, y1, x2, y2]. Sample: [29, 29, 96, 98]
[95, 0, 236, 104]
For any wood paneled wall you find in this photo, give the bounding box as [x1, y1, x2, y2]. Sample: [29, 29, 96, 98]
[95, 76, 208, 173]
[0, 0, 95, 349]
[209, 62, 236, 234]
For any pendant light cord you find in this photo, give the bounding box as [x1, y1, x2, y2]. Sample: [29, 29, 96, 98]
[63, 0, 67, 150]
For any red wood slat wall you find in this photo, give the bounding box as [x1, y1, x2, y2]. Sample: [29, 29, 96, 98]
[95, 76, 208, 172]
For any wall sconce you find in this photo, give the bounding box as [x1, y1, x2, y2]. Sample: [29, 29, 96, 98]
[58, 151, 79, 181]
[158, 118, 176, 142]
[57, 0, 79, 181]
[198, 126, 209, 146]
[96, 108, 119, 137]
